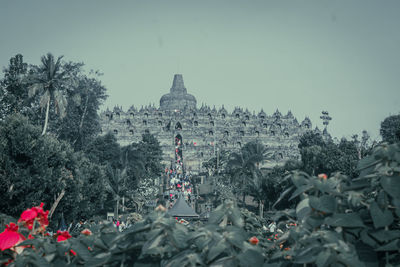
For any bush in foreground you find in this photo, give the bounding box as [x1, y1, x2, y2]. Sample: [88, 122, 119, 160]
[1, 142, 399, 266]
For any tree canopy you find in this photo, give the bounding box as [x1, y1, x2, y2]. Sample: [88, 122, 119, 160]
[380, 114, 400, 143]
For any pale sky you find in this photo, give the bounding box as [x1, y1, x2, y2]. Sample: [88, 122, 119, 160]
[1, 0, 399, 140]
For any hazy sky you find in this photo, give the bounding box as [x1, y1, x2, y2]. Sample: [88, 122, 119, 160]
[1, 0, 399, 140]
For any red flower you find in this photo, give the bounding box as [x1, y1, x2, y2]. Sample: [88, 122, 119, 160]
[56, 230, 72, 242]
[18, 203, 49, 231]
[81, 229, 92, 236]
[70, 249, 77, 256]
[20, 209, 37, 223]
[4, 259, 13, 266]
[249, 236, 259, 245]
[318, 173, 328, 180]
[0, 223, 26, 251]
[19, 209, 37, 230]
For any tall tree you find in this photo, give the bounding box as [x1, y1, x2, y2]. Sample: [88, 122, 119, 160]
[246, 172, 268, 217]
[298, 131, 359, 177]
[129, 133, 163, 179]
[0, 54, 29, 118]
[28, 53, 77, 135]
[380, 114, 400, 144]
[106, 166, 128, 220]
[55, 71, 107, 150]
[0, 114, 78, 219]
[227, 141, 271, 205]
[84, 133, 122, 170]
[202, 149, 230, 176]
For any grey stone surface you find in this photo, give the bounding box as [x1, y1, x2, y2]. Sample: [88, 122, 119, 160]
[100, 74, 327, 172]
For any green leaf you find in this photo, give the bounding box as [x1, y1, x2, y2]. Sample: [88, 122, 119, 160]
[272, 185, 294, 208]
[101, 232, 118, 247]
[171, 225, 188, 249]
[289, 184, 313, 201]
[296, 198, 311, 221]
[369, 201, 394, 228]
[375, 239, 400, 251]
[312, 179, 337, 194]
[71, 240, 93, 261]
[56, 242, 69, 257]
[291, 172, 309, 188]
[294, 245, 321, 264]
[355, 242, 378, 265]
[357, 154, 381, 172]
[381, 176, 400, 199]
[336, 252, 365, 267]
[165, 251, 204, 267]
[85, 252, 112, 266]
[207, 239, 227, 263]
[237, 248, 265, 267]
[324, 213, 365, 228]
[393, 198, 400, 217]
[309, 195, 337, 214]
[209, 209, 225, 225]
[225, 226, 245, 249]
[305, 216, 324, 229]
[209, 256, 236, 266]
[93, 237, 108, 250]
[360, 230, 377, 247]
[43, 253, 56, 263]
[43, 242, 57, 255]
[228, 206, 244, 227]
[142, 233, 164, 256]
[370, 229, 400, 243]
[315, 250, 334, 267]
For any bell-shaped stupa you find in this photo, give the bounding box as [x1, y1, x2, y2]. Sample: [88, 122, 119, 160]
[159, 74, 197, 111]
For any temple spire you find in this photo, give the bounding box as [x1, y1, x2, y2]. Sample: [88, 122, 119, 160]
[160, 74, 196, 110]
[170, 74, 187, 93]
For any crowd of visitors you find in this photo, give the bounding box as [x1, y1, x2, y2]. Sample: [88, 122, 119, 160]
[165, 166, 194, 207]
[162, 136, 195, 208]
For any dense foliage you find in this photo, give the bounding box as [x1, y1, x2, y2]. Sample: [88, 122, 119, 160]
[298, 131, 360, 177]
[1, 140, 399, 266]
[0, 53, 107, 151]
[0, 114, 108, 225]
[380, 114, 400, 144]
[0, 53, 164, 230]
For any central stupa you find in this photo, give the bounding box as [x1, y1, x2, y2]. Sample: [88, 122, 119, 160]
[159, 74, 197, 111]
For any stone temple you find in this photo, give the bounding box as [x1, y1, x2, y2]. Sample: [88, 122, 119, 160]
[100, 74, 327, 172]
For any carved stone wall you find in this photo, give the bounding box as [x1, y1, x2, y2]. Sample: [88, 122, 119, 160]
[99, 75, 325, 172]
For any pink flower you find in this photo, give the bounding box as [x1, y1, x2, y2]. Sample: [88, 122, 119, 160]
[0, 223, 26, 251]
[81, 229, 92, 236]
[56, 230, 72, 242]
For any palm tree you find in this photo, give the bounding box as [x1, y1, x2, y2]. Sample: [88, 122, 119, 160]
[106, 166, 128, 220]
[246, 172, 268, 217]
[28, 53, 74, 135]
[227, 141, 272, 205]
